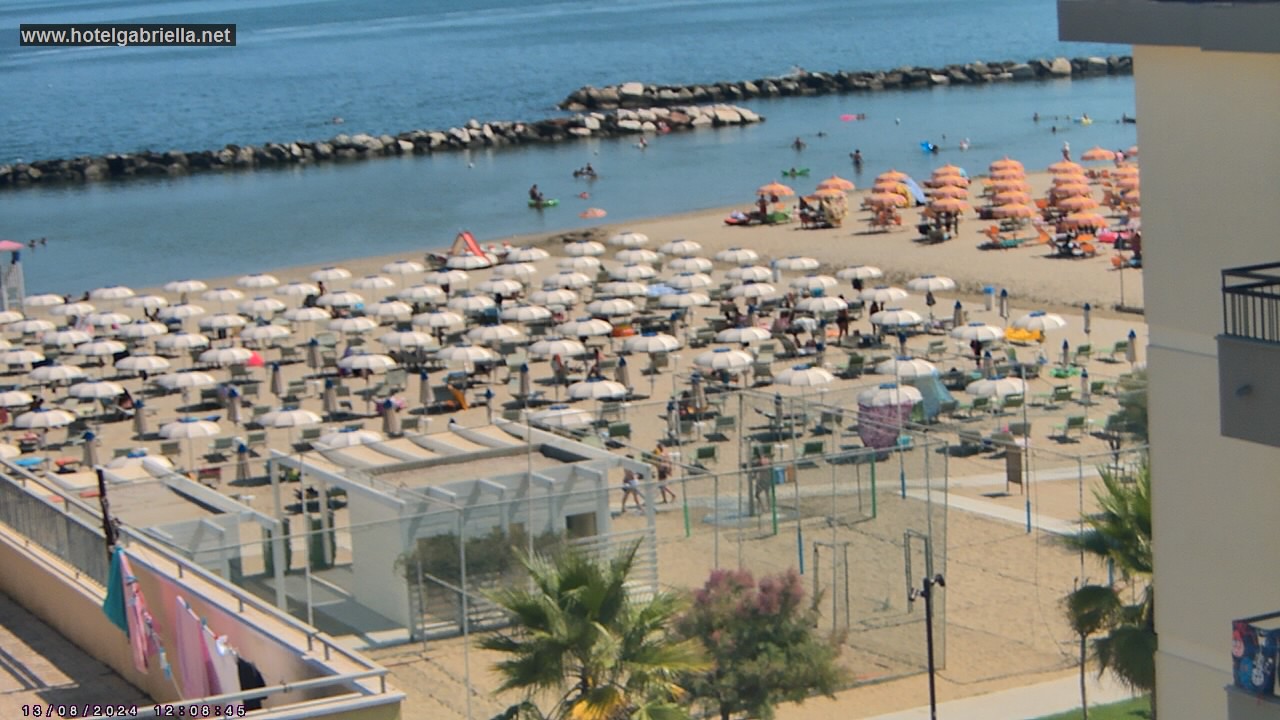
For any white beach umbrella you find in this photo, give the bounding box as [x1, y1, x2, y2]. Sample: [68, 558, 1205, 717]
[568, 378, 627, 400]
[240, 325, 291, 345]
[951, 323, 1005, 343]
[467, 324, 526, 345]
[238, 296, 286, 317]
[1012, 311, 1068, 333]
[69, 380, 124, 400]
[500, 304, 554, 324]
[616, 248, 660, 265]
[90, 285, 135, 302]
[29, 363, 85, 384]
[668, 272, 714, 291]
[564, 241, 606, 257]
[0, 390, 34, 407]
[329, 316, 379, 335]
[275, 281, 321, 299]
[796, 296, 848, 314]
[506, 246, 550, 263]
[659, 238, 703, 257]
[424, 268, 470, 289]
[716, 326, 772, 345]
[543, 271, 593, 290]
[75, 339, 127, 358]
[201, 287, 245, 305]
[44, 329, 93, 347]
[727, 282, 778, 300]
[260, 408, 323, 429]
[198, 347, 253, 366]
[790, 274, 838, 293]
[966, 376, 1029, 398]
[315, 291, 364, 309]
[198, 313, 247, 332]
[155, 371, 217, 392]
[447, 294, 497, 314]
[159, 417, 222, 470]
[85, 311, 131, 328]
[608, 231, 649, 248]
[352, 275, 397, 292]
[51, 302, 96, 318]
[667, 256, 713, 273]
[446, 253, 493, 270]
[13, 408, 75, 430]
[316, 428, 384, 449]
[2, 348, 45, 367]
[777, 364, 836, 387]
[157, 303, 206, 322]
[117, 321, 169, 340]
[283, 306, 331, 323]
[236, 273, 280, 290]
[476, 278, 524, 296]
[623, 333, 681, 354]
[876, 357, 939, 379]
[378, 330, 439, 351]
[694, 348, 753, 372]
[437, 344, 497, 367]
[530, 404, 593, 429]
[156, 332, 211, 351]
[870, 308, 925, 328]
[0, 443, 18, 459]
[557, 317, 612, 338]
[585, 298, 637, 317]
[529, 337, 587, 359]
[529, 289, 579, 309]
[714, 247, 760, 264]
[858, 383, 924, 406]
[24, 293, 65, 309]
[412, 310, 465, 331]
[860, 286, 910, 304]
[123, 294, 169, 311]
[607, 264, 656, 282]
[382, 259, 426, 276]
[163, 279, 207, 295]
[0, 338, 14, 351]
[774, 256, 820, 272]
[0, 311, 22, 326]
[493, 263, 538, 283]
[597, 281, 648, 298]
[906, 275, 957, 293]
[116, 354, 171, 375]
[338, 353, 397, 374]
[836, 265, 885, 281]
[398, 284, 448, 305]
[365, 300, 414, 323]
[311, 266, 352, 283]
[9, 318, 55, 334]
[557, 256, 602, 274]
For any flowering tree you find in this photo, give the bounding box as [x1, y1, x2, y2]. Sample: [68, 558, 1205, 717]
[677, 568, 845, 720]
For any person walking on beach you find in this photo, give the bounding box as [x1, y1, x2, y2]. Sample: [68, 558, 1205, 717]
[836, 300, 850, 339]
[621, 464, 643, 512]
[654, 445, 677, 504]
[1062, 141, 1071, 161]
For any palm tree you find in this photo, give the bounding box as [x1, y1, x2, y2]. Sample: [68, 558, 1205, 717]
[1062, 462, 1156, 719]
[481, 540, 708, 720]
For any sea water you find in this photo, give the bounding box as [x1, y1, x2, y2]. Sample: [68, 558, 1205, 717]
[0, 0, 1133, 293]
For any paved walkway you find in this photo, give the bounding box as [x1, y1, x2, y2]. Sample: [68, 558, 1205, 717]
[865, 672, 1137, 719]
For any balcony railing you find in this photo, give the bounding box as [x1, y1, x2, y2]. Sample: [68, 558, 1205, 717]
[1223, 262, 1280, 343]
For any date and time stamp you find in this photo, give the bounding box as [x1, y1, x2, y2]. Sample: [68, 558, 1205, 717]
[22, 705, 248, 718]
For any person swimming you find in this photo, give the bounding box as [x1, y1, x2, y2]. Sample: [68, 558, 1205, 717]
[792, 136, 806, 151]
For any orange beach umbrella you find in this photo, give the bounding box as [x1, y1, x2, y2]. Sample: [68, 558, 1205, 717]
[988, 180, 1031, 194]
[1055, 195, 1099, 212]
[991, 203, 1036, 219]
[989, 169, 1026, 181]
[816, 175, 855, 191]
[876, 170, 909, 183]
[989, 157, 1024, 172]
[1051, 183, 1092, 198]
[929, 174, 969, 188]
[1062, 212, 1108, 229]
[928, 198, 971, 214]
[757, 181, 795, 197]
[929, 185, 968, 199]
[992, 190, 1030, 205]
[1080, 146, 1117, 162]
[1048, 160, 1084, 174]
[932, 164, 963, 177]
[868, 192, 909, 209]
[812, 187, 846, 199]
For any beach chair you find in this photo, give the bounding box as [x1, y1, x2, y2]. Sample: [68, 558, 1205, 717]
[647, 352, 670, 376]
[301, 427, 323, 442]
[598, 401, 625, 423]
[159, 441, 182, 460]
[925, 339, 947, 359]
[1105, 340, 1130, 362]
[400, 416, 422, 434]
[704, 414, 735, 442]
[692, 445, 718, 470]
[1052, 415, 1092, 439]
[1072, 344, 1092, 366]
[1008, 421, 1032, 438]
[247, 431, 268, 454]
[798, 440, 826, 467]
[954, 429, 988, 456]
[998, 393, 1024, 413]
[963, 395, 990, 417]
[751, 362, 774, 387]
[607, 422, 631, 442]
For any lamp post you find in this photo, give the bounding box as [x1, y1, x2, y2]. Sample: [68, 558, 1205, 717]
[908, 574, 946, 720]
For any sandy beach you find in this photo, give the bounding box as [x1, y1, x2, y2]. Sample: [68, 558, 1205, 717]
[6, 160, 1147, 719]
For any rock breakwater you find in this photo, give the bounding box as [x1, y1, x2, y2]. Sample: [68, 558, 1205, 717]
[558, 55, 1133, 110]
[0, 104, 762, 190]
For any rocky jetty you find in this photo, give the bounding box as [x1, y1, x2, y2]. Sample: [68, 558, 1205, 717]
[0, 104, 762, 190]
[558, 55, 1133, 110]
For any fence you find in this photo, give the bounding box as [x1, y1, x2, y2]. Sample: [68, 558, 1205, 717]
[0, 462, 111, 586]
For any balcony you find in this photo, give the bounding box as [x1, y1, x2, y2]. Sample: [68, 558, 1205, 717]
[1219, 263, 1280, 448]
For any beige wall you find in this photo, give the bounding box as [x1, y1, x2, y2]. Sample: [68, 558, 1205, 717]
[1134, 45, 1280, 719]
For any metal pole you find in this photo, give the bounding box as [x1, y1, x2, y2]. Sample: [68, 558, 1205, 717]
[909, 575, 946, 720]
[458, 509, 474, 720]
